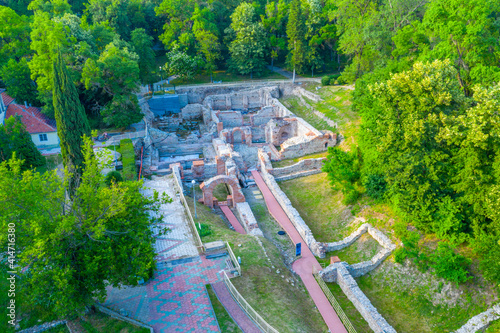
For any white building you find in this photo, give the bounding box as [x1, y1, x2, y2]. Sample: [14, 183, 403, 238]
[0, 89, 59, 148]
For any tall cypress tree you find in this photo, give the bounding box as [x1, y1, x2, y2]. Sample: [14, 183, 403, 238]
[52, 52, 91, 193]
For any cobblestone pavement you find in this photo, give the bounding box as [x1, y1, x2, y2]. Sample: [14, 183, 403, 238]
[104, 256, 225, 332]
[143, 176, 199, 261]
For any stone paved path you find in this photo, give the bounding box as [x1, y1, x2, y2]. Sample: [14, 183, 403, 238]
[211, 282, 261, 333]
[220, 205, 246, 235]
[251, 170, 348, 333]
[143, 176, 199, 261]
[104, 256, 225, 332]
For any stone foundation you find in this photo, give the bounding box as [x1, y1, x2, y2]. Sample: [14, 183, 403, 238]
[236, 202, 263, 237]
[454, 304, 500, 333]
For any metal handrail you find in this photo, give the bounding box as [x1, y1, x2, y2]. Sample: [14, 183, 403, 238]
[225, 242, 241, 276]
[171, 171, 204, 252]
[312, 267, 358, 333]
[222, 271, 279, 333]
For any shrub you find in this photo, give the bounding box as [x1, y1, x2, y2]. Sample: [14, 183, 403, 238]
[196, 223, 212, 238]
[329, 74, 341, 85]
[429, 243, 472, 285]
[105, 171, 123, 186]
[321, 75, 331, 86]
[364, 174, 387, 200]
[342, 188, 359, 205]
[120, 139, 136, 181]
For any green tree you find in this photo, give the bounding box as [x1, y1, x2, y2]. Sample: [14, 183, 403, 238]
[0, 58, 39, 106]
[0, 136, 170, 318]
[0, 116, 46, 169]
[228, 3, 268, 78]
[323, 147, 361, 205]
[0, 6, 31, 67]
[82, 41, 142, 127]
[131, 28, 156, 85]
[164, 45, 199, 81]
[286, 0, 307, 80]
[52, 51, 91, 194]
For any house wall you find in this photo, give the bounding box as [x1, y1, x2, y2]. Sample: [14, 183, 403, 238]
[31, 132, 59, 147]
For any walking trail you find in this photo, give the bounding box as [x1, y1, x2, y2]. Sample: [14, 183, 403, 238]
[220, 205, 246, 234]
[211, 281, 262, 333]
[251, 170, 348, 333]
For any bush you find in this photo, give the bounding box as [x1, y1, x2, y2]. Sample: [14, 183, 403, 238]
[329, 74, 341, 85]
[120, 139, 136, 181]
[321, 75, 331, 86]
[105, 171, 123, 186]
[196, 223, 212, 238]
[364, 174, 387, 200]
[429, 243, 472, 285]
[342, 188, 359, 205]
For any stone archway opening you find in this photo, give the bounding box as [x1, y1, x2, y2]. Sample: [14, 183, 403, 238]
[325, 142, 328, 148]
[200, 175, 245, 208]
[281, 131, 290, 141]
[233, 129, 243, 143]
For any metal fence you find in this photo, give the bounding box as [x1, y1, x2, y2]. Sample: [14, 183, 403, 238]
[222, 271, 279, 333]
[171, 171, 204, 253]
[312, 267, 358, 333]
[225, 242, 241, 276]
[159, 78, 320, 90]
[107, 130, 146, 144]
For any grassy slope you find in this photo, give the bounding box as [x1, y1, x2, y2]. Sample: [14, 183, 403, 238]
[206, 285, 243, 333]
[185, 186, 327, 333]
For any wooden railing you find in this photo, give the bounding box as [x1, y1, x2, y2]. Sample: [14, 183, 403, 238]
[312, 266, 358, 333]
[171, 170, 204, 253]
[225, 242, 241, 276]
[222, 271, 279, 333]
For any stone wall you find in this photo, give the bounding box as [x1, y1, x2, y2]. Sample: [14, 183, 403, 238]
[323, 263, 397, 333]
[269, 157, 325, 178]
[258, 150, 326, 257]
[251, 106, 275, 126]
[217, 111, 244, 128]
[236, 202, 263, 237]
[280, 131, 336, 160]
[181, 103, 204, 120]
[251, 126, 266, 142]
[454, 304, 500, 333]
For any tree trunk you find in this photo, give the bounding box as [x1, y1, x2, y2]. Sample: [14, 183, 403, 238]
[292, 68, 296, 83]
[271, 58, 274, 71]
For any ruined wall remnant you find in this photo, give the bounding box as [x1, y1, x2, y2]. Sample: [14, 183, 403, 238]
[181, 103, 204, 120]
[265, 118, 298, 146]
[270, 157, 325, 180]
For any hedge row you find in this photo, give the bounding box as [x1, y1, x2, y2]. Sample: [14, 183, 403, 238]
[120, 139, 136, 181]
[321, 74, 342, 86]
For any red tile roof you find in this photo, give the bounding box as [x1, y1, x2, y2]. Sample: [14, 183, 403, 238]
[1, 91, 57, 134]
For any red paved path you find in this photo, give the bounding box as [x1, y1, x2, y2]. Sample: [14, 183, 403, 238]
[220, 205, 246, 234]
[211, 281, 261, 333]
[251, 170, 348, 333]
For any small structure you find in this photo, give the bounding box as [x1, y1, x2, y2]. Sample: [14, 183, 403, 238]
[200, 175, 245, 208]
[0, 89, 59, 148]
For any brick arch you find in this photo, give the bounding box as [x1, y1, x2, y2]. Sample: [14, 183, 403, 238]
[200, 175, 245, 208]
[231, 128, 245, 144]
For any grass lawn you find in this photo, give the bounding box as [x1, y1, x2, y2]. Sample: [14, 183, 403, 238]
[167, 69, 286, 86]
[44, 325, 70, 332]
[278, 172, 353, 242]
[485, 319, 500, 332]
[317, 233, 382, 267]
[185, 185, 327, 333]
[271, 151, 328, 168]
[206, 285, 242, 333]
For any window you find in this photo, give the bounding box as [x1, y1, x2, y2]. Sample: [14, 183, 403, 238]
[39, 133, 48, 142]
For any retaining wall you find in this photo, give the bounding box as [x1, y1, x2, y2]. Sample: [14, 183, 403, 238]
[236, 202, 263, 237]
[258, 150, 325, 257]
[269, 157, 325, 178]
[454, 304, 500, 333]
[332, 263, 397, 333]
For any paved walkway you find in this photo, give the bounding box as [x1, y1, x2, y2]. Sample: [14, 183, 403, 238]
[104, 256, 225, 332]
[251, 170, 348, 333]
[211, 281, 261, 333]
[143, 176, 199, 261]
[220, 205, 246, 235]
